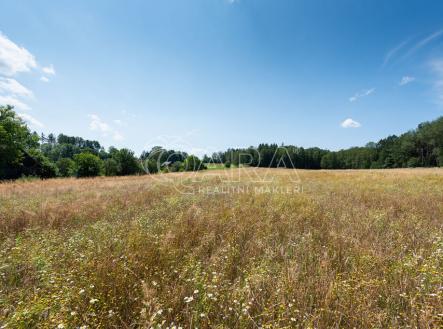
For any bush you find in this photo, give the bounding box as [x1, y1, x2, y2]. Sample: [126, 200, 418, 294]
[24, 150, 58, 178]
[111, 148, 141, 176]
[142, 159, 159, 174]
[224, 161, 231, 168]
[104, 158, 119, 176]
[184, 155, 205, 171]
[74, 153, 103, 177]
[56, 158, 76, 177]
[169, 161, 183, 172]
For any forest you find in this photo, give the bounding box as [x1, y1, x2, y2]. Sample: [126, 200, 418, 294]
[1, 104, 443, 180]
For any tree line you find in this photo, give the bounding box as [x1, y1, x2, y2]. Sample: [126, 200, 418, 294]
[2, 104, 443, 180]
[205, 118, 443, 169]
[0, 106, 205, 180]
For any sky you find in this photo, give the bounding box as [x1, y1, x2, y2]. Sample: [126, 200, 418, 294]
[1, 0, 443, 156]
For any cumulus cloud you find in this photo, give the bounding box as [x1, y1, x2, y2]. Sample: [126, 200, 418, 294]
[349, 88, 375, 102]
[341, 118, 361, 128]
[42, 64, 56, 75]
[0, 95, 30, 110]
[399, 76, 415, 86]
[17, 112, 44, 128]
[0, 77, 33, 97]
[0, 32, 37, 76]
[88, 114, 124, 141]
[88, 114, 111, 133]
[40, 76, 49, 83]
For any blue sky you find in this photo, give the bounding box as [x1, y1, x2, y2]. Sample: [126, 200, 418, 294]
[1, 0, 443, 156]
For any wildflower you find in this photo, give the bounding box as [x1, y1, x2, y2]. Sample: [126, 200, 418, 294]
[290, 317, 296, 322]
[70, 311, 77, 316]
[200, 313, 205, 318]
[79, 289, 85, 294]
[207, 293, 214, 298]
[194, 289, 199, 294]
[57, 324, 65, 329]
[184, 296, 194, 303]
[90, 298, 99, 304]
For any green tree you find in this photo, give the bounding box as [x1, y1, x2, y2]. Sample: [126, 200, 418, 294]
[25, 150, 58, 178]
[0, 106, 40, 179]
[111, 148, 141, 176]
[104, 158, 119, 176]
[184, 155, 205, 171]
[56, 158, 76, 177]
[74, 153, 103, 177]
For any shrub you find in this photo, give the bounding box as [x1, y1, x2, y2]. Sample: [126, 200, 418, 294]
[184, 155, 205, 171]
[74, 152, 103, 177]
[111, 148, 141, 176]
[56, 158, 76, 177]
[104, 158, 119, 176]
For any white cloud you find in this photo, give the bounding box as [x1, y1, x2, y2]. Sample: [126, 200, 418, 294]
[399, 76, 415, 86]
[88, 114, 111, 133]
[88, 114, 124, 141]
[0, 77, 33, 97]
[341, 118, 361, 128]
[0, 32, 37, 76]
[349, 88, 375, 102]
[383, 40, 409, 66]
[113, 132, 124, 141]
[40, 76, 50, 83]
[406, 30, 443, 58]
[0, 95, 30, 110]
[17, 112, 44, 128]
[42, 64, 56, 75]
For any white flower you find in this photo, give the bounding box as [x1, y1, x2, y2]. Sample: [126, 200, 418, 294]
[89, 298, 99, 304]
[57, 324, 65, 329]
[79, 289, 85, 294]
[184, 296, 194, 303]
[70, 311, 77, 316]
[194, 290, 199, 294]
[200, 313, 205, 318]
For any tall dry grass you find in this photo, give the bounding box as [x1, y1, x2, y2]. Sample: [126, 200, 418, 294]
[1, 169, 443, 328]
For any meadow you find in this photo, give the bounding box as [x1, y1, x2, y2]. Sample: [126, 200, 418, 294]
[1, 168, 443, 328]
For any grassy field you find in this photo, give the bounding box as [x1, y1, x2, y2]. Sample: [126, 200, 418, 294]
[1, 168, 443, 328]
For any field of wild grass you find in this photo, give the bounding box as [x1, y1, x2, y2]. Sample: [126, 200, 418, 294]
[1, 169, 443, 328]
